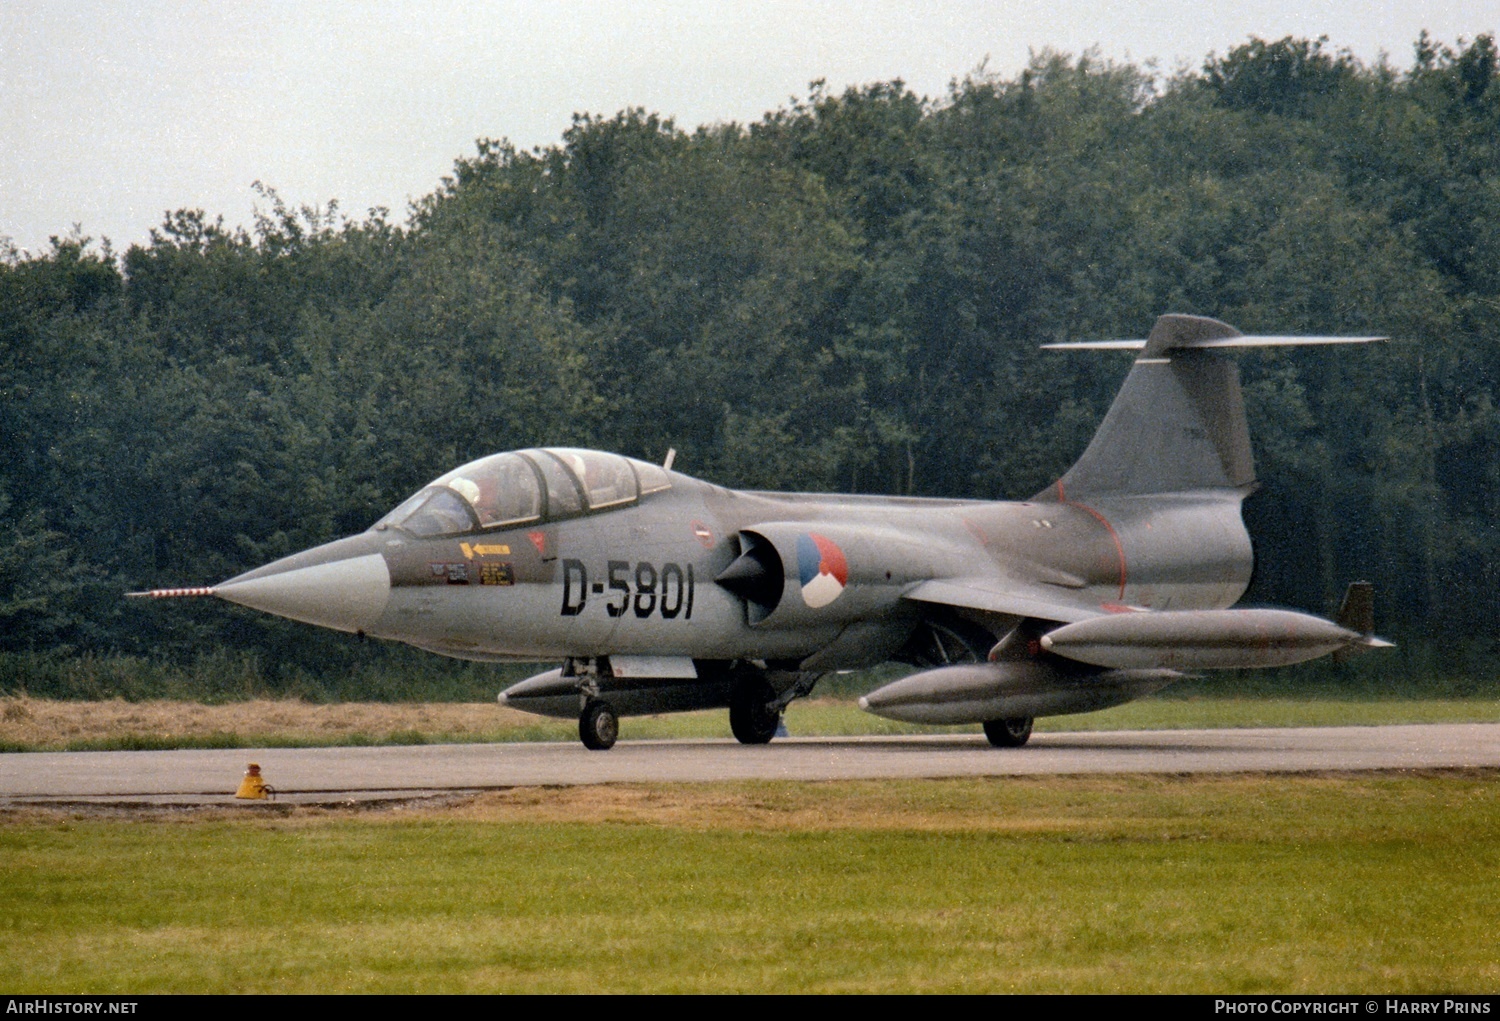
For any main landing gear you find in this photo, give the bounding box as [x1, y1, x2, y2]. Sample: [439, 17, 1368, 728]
[728, 662, 817, 745]
[579, 700, 619, 751]
[570, 660, 814, 750]
[983, 716, 1034, 748]
[729, 674, 781, 745]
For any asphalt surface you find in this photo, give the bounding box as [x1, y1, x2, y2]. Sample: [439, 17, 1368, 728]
[1, 723, 1497, 808]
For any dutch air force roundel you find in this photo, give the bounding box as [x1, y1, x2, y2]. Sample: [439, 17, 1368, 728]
[797, 532, 849, 608]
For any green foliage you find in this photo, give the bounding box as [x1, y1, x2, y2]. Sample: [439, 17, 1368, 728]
[5, 33, 1500, 692]
[1204, 36, 1355, 117]
[3, 777, 1498, 991]
[0, 647, 532, 703]
[0, 490, 93, 650]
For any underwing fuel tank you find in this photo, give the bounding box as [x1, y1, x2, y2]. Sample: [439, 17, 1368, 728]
[1039, 608, 1385, 670]
[858, 660, 1183, 725]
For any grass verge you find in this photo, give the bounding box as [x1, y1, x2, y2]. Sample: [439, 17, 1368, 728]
[2, 694, 1499, 751]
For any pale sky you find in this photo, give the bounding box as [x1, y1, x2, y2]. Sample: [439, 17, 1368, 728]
[2, 1, 1494, 256]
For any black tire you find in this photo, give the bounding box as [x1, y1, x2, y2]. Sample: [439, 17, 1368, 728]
[983, 716, 1033, 748]
[579, 700, 619, 750]
[729, 675, 780, 745]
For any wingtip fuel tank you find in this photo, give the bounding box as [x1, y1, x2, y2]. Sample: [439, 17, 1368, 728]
[1037, 608, 1385, 671]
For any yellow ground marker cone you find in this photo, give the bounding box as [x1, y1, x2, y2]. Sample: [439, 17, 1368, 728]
[235, 762, 272, 800]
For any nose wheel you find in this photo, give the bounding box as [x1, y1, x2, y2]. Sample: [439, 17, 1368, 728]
[983, 716, 1033, 747]
[579, 700, 619, 750]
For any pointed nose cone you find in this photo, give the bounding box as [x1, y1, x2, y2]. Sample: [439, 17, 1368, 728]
[215, 538, 390, 634]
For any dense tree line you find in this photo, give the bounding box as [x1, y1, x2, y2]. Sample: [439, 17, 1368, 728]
[2, 34, 1498, 691]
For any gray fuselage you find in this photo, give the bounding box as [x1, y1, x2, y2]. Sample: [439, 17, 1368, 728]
[217, 470, 1253, 671]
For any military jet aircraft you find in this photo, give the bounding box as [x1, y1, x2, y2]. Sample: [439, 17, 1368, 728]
[132, 314, 1391, 750]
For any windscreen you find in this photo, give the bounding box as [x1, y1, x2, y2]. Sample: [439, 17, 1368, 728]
[398, 489, 477, 537]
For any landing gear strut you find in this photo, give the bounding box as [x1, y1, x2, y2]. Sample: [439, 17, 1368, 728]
[983, 716, 1033, 748]
[579, 700, 619, 750]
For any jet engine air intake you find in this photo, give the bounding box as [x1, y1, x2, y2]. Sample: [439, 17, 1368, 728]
[716, 531, 784, 623]
[715, 523, 916, 630]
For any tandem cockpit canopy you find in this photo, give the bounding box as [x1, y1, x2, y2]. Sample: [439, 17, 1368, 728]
[373, 448, 672, 537]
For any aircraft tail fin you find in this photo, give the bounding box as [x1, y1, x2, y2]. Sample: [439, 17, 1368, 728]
[1038, 314, 1384, 502]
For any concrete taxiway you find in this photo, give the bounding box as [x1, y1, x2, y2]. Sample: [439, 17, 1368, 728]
[1, 723, 1497, 808]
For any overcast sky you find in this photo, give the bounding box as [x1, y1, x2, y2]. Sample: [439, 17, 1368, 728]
[2, 1, 1495, 256]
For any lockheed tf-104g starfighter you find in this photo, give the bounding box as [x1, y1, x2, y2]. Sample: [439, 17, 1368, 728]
[133, 315, 1391, 749]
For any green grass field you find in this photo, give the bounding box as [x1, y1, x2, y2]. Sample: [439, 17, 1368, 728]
[3, 774, 1498, 993]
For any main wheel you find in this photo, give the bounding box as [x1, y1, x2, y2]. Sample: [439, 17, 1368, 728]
[729, 675, 780, 745]
[579, 700, 619, 750]
[983, 716, 1033, 748]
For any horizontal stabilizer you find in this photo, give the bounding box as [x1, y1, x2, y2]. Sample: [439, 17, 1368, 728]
[1045, 313, 1386, 353]
[1044, 335, 1387, 350]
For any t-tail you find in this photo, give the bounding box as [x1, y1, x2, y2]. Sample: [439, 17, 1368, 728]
[1040, 314, 1384, 501]
[862, 314, 1392, 739]
[1029, 313, 1393, 669]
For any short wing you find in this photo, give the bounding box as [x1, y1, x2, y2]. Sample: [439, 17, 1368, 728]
[902, 578, 1104, 624]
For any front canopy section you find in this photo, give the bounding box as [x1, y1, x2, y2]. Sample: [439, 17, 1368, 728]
[436, 452, 543, 528]
[373, 447, 673, 538]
